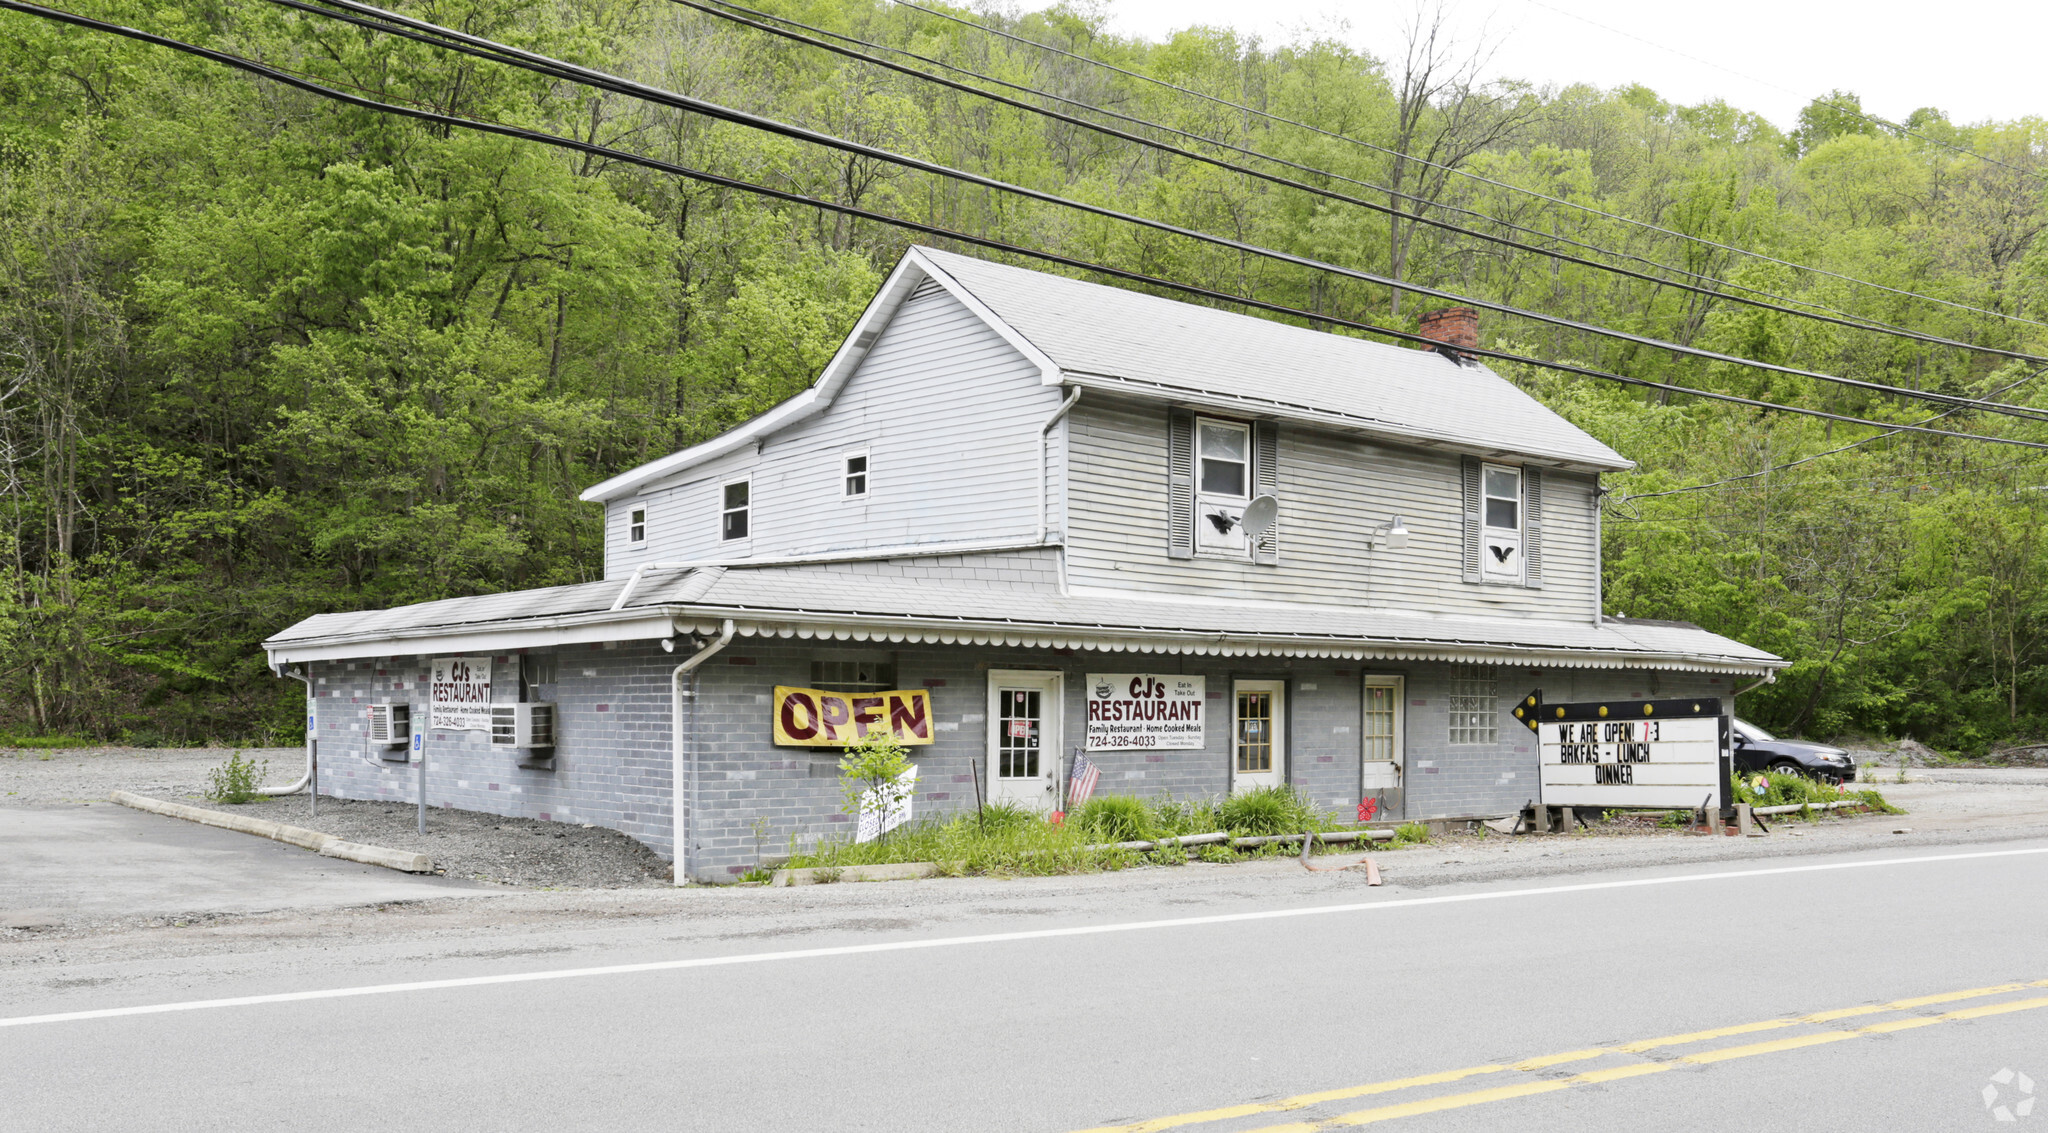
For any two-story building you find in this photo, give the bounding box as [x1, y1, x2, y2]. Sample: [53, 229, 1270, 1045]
[264, 246, 1781, 882]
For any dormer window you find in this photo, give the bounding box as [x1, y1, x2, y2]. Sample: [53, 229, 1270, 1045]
[628, 507, 646, 544]
[721, 480, 750, 541]
[843, 451, 869, 499]
[1194, 418, 1250, 556]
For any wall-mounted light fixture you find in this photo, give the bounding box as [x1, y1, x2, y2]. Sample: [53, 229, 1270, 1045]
[1370, 515, 1410, 549]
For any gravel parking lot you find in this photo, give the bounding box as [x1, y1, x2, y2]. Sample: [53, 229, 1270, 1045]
[2, 746, 670, 889]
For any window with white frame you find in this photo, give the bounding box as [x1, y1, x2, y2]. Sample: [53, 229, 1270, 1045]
[628, 507, 646, 544]
[1194, 417, 1251, 556]
[843, 451, 869, 499]
[1480, 464, 1522, 582]
[1447, 665, 1497, 745]
[720, 480, 750, 541]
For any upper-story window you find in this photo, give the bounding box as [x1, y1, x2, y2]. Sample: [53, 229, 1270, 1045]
[1481, 464, 1521, 582]
[628, 507, 646, 544]
[843, 451, 869, 499]
[1195, 418, 1250, 557]
[721, 480, 750, 541]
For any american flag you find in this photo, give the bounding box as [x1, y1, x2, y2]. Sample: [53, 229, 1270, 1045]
[1067, 752, 1102, 808]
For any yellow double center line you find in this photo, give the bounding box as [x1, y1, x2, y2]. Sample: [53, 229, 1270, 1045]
[1075, 980, 2048, 1133]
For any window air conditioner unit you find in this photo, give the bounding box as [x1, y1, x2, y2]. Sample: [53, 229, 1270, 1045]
[367, 703, 410, 749]
[490, 703, 556, 749]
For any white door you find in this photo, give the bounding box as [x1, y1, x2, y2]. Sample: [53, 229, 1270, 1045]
[1361, 675, 1405, 820]
[987, 671, 1062, 810]
[1232, 680, 1286, 793]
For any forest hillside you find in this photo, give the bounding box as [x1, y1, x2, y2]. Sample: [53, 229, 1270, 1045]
[2, 0, 2045, 750]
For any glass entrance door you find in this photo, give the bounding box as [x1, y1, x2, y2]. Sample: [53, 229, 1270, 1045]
[1361, 675, 1405, 820]
[1232, 679, 1286, 793]
[987, 670, 1062, 810]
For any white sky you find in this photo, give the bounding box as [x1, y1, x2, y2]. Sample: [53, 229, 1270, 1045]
[1081, 0, 2046, 131]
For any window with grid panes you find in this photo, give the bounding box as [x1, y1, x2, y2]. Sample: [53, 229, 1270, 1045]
[1447, 665, 1497, 745]
[809, 660, 895, 692]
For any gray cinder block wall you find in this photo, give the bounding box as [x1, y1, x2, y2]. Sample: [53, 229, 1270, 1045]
[309, 648, 1740, 882]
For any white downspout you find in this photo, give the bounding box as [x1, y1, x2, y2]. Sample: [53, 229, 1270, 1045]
[613, 561, 696, 611]
[1037, 387, 1081, 544]
[672, 619, 735, 886]
[262, 663, 314, 795]
[1731, 671, 1777, 698]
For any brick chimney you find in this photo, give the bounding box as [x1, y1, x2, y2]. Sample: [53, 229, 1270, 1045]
[1416, 306, 1478, 357]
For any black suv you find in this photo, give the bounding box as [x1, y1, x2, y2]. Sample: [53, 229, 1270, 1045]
[1732, 718, 1856, 784]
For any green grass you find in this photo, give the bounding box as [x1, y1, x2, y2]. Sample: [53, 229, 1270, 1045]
[0, 734, 95, 750]
[787, 787, 1357, 878]
[1733, 770, 1903, 817]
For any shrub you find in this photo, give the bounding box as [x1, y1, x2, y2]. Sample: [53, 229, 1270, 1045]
[203, 751, 269, 804]
[1147, 796, 1219, 838]
[1074, 795, 1154, 843]
[838, 728, 914, 833]
[1216, 785, 1326, 836]
[972, 800, 1037, 833]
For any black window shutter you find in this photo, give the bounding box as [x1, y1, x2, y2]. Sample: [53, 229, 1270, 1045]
[1522, 465, 1544, 588]
[1253, 420, 1279, 564]
[1460, 456, 1482, 584]
[1166, 410, 1195, 560]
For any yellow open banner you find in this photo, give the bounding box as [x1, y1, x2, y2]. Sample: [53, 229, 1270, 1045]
[772, 686, 936, 746]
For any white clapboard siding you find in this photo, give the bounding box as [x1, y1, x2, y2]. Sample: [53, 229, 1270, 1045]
[1065, 396, 1600, 620]
[603, 285, 1057, 575]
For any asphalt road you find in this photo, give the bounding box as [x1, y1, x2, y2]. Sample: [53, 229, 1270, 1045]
[4, 838, 2044, 1132]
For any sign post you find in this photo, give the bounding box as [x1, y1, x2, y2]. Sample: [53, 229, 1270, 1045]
[413, 730, 426, 834]
[1519, 692, 1729, 814]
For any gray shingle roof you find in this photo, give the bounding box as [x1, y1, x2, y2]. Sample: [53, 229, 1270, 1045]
[266, 565, 1777, 674]
[917, 247, 1632, 471]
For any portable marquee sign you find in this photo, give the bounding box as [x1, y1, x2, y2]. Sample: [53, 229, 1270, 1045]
[1518, 691, 1730, 811]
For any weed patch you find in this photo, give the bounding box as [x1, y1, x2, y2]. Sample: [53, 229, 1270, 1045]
[203, 751, 269, 804]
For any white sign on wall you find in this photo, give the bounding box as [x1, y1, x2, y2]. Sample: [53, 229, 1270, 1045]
[1530, 694, 1728, 810]
[430, 656, 493, 732]
[1086, 674, 1206, 751]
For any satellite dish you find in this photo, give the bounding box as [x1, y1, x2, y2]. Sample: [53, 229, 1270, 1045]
[1242, 494, 1279, 540]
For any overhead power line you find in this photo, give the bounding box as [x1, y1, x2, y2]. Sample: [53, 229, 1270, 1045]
[891, 0, 2048, 334]
[1618, 365, 2048, 504]
[8, 0, 2048, 455]
[702, 0, 1947, 348]
[271, 0, 2048, 424]
[678, 0, 2048, 368]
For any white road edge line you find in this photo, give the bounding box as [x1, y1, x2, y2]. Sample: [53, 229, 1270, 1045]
[7, 844, 2045, 1030]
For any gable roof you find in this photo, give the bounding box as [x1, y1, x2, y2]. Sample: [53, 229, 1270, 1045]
[916, 248, 1630, 473]
[582, 246, 1629, 502]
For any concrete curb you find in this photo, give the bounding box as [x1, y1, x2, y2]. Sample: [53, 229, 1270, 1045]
[108, 791, 435, 874]
[770, 861, 951, 886]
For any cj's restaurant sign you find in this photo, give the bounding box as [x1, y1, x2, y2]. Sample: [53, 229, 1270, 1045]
[431, 656, 492, 732]
[773, 686, 935, 746]
[1525, 693, 1729, 809]
[1086, 674, 1205, 751]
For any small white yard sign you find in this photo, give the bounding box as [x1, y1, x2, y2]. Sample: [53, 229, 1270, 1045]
[855, 765, 918, 844]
